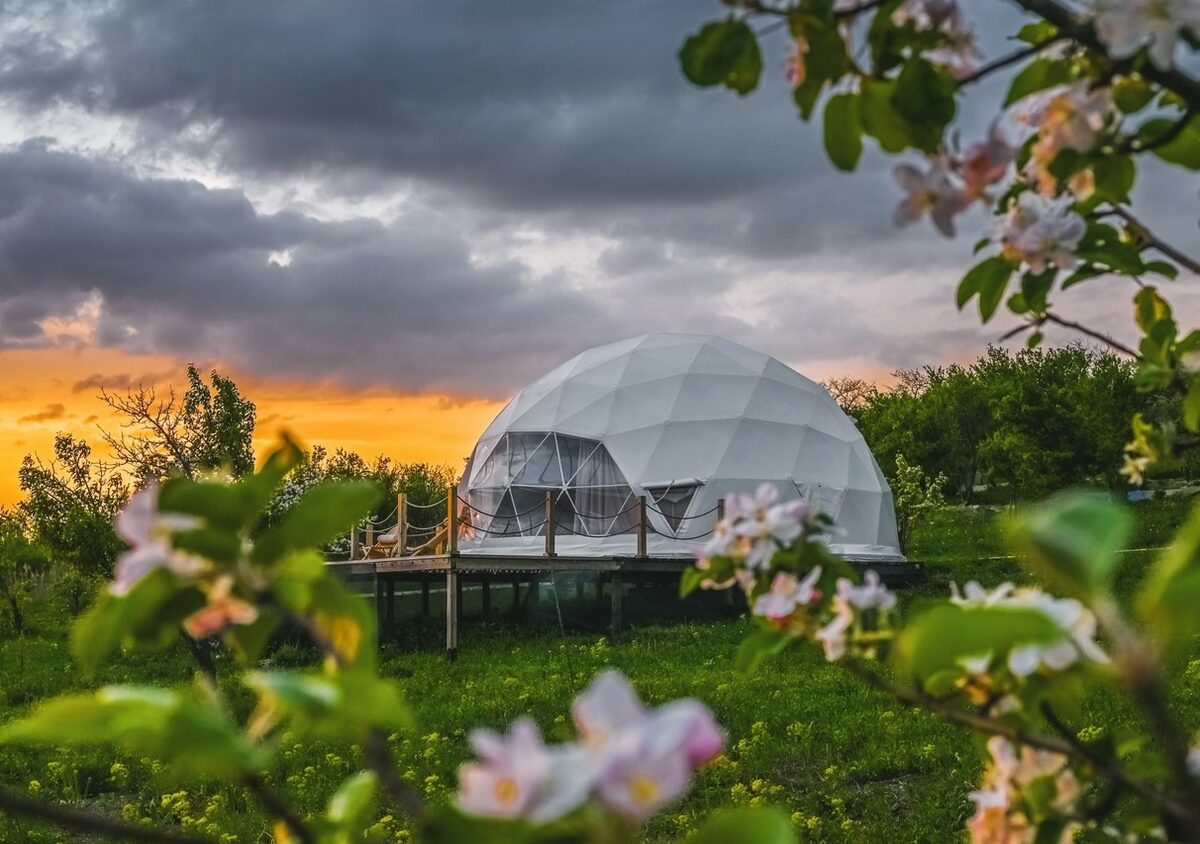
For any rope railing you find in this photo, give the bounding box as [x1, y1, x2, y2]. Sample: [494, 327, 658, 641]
[648, 525, 716, 541]
[405, 497, 448, 510]
[456, 495, 546, 520]
[467, 519, 549, 537]
[642, 503, 721, 521]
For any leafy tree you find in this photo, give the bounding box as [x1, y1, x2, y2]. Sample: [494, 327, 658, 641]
[821, 376, 877, 419]
[0, 509, 50, 634]
[17, 435, 128, 609]
[100, 364, 256, 483]
[889, 452, 947, 550]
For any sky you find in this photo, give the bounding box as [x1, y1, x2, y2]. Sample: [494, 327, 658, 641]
[0, 0, 1195, 505]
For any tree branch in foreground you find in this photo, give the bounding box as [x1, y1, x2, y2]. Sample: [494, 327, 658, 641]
[0, 785, 211, 844]
[241, 774, 314, 844]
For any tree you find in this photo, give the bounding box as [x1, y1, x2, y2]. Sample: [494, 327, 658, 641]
[17, 435, 128, 610]
[100, 364, 256, 484]
[889, 452, 947, 549]
[821, 376, 877, 418]
[0, 510, 50, 634]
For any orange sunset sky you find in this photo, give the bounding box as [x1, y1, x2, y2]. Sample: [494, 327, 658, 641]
[0, 346, 506, 506]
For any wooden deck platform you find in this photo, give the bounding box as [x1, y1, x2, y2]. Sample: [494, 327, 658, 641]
[326, 553, 921, 658]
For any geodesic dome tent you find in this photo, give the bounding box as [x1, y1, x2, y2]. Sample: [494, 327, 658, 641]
[457, 334, 903, 562]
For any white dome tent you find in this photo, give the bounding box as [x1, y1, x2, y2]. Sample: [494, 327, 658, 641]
[457, 334, 903, 562]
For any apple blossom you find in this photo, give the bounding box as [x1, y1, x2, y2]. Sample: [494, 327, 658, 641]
[951, 581, 1108, 676]
[967, 736, 1079, 843]
[894, 156, 968, 237]
[814, 599, 853, 661]
[961, 124, 1015, 201]
[1020, 84, 1114, 196]
[112, 484, 206, 595]
[753, 566, 822, 623]
[838, 569, 897, 611]
[1093, 0, 1200, 70]
[182, 575, 258, 639]
[994, 192, 1086, 272]
[457, 718, 597, 823]
[785, 36, 809, 86]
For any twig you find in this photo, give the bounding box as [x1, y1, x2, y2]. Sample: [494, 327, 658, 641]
[724, 0, 887, 21]
[1041, 313, 1139, 357]
[1121, 109, 1196, 154]
[957, 36, 1065, 88]
[241, 774, 314, 844]
[1109, 206, 1200, 275]
[0, 785, 210, 843]
[1040, 703, 1199, 834]
[1005, 0, 1200, 110]
[365, 730, 425, 817]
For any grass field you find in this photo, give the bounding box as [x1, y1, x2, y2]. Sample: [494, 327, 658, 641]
[0, 500, 1197, 842]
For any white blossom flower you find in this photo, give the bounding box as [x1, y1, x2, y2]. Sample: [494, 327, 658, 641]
[994, 192, 1086, 272]
[457, 718, 596, 823]
[1093, 0, 1200, 70]
[951, 581, 1109, 676]
[838, 569, 897, 611]
[961, 124, 1015, 201]
[112, 484, 206, 595]
[1020, 84, 1115, 196]
[731, 483, 810, 570]
[894, 156, 968, 237]
[895, 0, 979, 77]
[753, 567, 822, 622]
[814, 600, 853, 661]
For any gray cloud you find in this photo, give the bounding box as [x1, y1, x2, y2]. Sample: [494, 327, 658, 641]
[17, 402, 67, 423]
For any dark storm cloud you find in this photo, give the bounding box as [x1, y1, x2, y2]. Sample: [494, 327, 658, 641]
[17, 402, 66, 423]
[0, 144, 628, 393]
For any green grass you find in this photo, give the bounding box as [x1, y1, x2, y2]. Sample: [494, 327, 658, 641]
[1, 506, 1198, 842]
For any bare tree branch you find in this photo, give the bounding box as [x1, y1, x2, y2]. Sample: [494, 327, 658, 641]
[0, 785, 211, 843]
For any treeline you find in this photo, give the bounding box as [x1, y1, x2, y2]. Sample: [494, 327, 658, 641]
[0, 366, 455, 631]
[826, 345, 1191, 503]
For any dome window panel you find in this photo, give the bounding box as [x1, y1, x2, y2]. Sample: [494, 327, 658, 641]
[645, 483, 701, 534]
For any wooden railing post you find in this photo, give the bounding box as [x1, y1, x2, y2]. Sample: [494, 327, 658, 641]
[350, 525, 360, 560]
[365, 520, 375, 556]
[636, 496, 647, 559]
[447, 484, 459, 556]
[397, 492, 408, 556]
[544, 492, 556, 558]
[717, 497, 726, 523]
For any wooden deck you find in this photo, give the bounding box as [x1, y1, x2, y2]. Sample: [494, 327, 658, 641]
[326, 552, 921, 658]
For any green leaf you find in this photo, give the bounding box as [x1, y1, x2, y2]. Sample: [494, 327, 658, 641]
[692, 808, 798, 844]
[823, 93, 863, 171]
[1143, 260, 1179, 280]
[158, 478, 247, 532]
[891, 59, 954, 153]
[326, 771, 378, 830]
[957, 256, 1016, 322]
[1020, 267, 1056, 314]
[253, 480, 381, 565]
[245, 669, 413, 739]
[1137, 502, 1200, 652]
[896, 603, 1063, 680]
[1004, 58, 1072, 107]
[418, 807, 536, 844]
[0, 685, 263, 776]
[1090, 155, 1136, 205]
[1016, 21, 1058, 45]
[679, 18, 762, 95]
[1184, 379, 1200, 433]
[1142, 116, 1200, 169]
[1112, 76, 1155, 113]
[1013, 491, 1131, 599]
[735, 627, 794, 674]
[236, 435, 304, 520]
[790, 15, 849, 120]
[859, 79, 910, 152]
[72, 567, 206, 673]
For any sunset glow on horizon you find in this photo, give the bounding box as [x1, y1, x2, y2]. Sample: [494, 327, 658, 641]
[0, 346, 506, 506]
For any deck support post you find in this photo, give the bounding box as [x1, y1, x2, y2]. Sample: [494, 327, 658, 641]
[482, 579, 491, 619]
[636, 496, 647, 559]
[421, 579, 430, 618]
[447, 484, 458, 556]
[446, 562, 459, 661]
[456, 574, 464, 624]
[610, 570, 623, 637]
[575, 578, 584, 603]
[544, 492, 555, 558]
[529, 575, 541, 612]
[385, 578, 395, 631]
[374, 573, 386, 640]
[397, 493, 407, 556]
[511, 579, 521, 616]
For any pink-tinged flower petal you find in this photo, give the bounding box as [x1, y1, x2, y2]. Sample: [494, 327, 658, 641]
[594, 737, 692, 821]
[111, 543, 172, 596]
[651, 700, 725, 767]
[573, 670, 646, 744]
[116, 486, 158, 546]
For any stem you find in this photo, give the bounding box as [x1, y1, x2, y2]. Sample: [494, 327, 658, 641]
[1122, 109, 1196, 154]
[1041, 312, 1139, 357]
[1041, 703, 1200, 839]
[0, 785, 210, 843]
[841, 660, 1200, 830]
[957, 37, 1065, 88]
[723, 0, 888, 21]
[1004, 0, 1200, 111]
[241, 774, 314, 844]
[1109, 206, 1200, 275]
